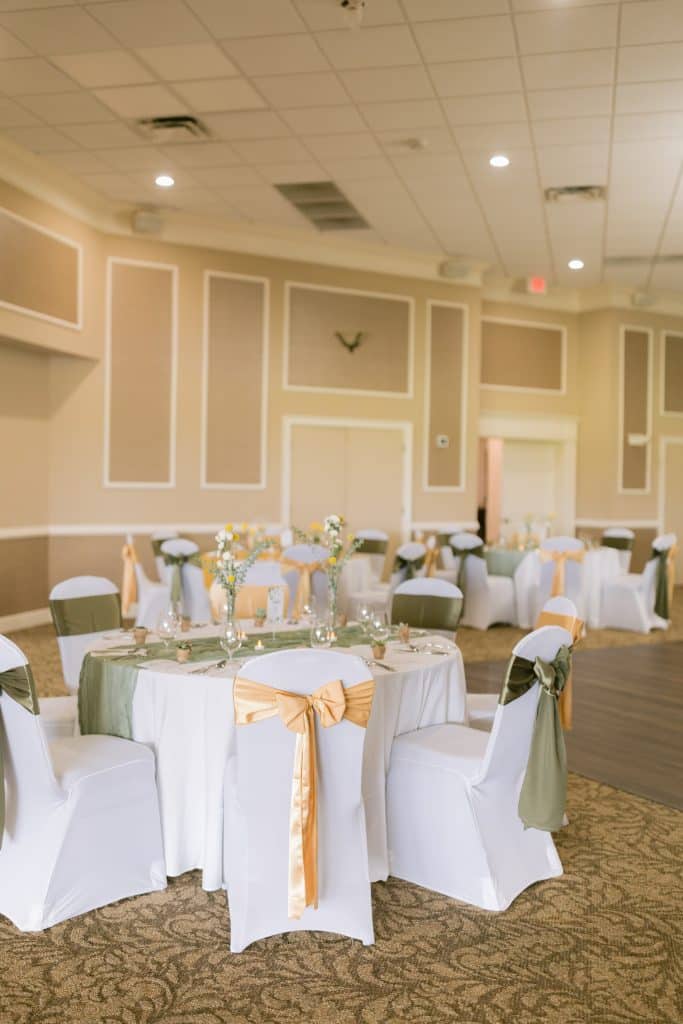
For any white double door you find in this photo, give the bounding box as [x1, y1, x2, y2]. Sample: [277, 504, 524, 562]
[288, 421, 406, 543]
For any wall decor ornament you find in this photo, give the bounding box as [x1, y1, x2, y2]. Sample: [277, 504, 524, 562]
[335, 330, 364, 354]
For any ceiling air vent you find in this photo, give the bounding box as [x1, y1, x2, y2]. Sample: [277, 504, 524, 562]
[276, 181, 369, 231]
[544, 185, 606, 203]
[136, 115, 209, 143]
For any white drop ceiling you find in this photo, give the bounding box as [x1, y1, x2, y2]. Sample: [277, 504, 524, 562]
[0, 0, 681, 291]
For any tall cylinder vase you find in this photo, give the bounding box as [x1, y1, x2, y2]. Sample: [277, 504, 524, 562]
[223, 588, 235, 623]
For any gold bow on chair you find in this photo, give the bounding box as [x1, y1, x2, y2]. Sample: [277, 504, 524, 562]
[279, 559, 325, 617]
[535, 609, 584, 730]
[234, 675, 375, 919]
[121, 542, 138, 617]
[424, 545, 440, 578]
[539, 548, 585, 597]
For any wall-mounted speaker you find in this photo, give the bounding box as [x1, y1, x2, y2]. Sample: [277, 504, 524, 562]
[131, 209, 163, 235]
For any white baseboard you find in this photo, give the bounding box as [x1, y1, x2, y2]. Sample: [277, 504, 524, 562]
[0, 607, 51, 633]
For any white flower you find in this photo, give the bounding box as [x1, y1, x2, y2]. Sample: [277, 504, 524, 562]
[324, 514, 341, 534]
[215, 529, 226, 545]
[225, 531, 234, 542]
[222, 552, 232, 565]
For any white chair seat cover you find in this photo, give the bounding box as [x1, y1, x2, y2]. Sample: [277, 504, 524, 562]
[50, 576, 121, 693]
[39, 695, 78, 740]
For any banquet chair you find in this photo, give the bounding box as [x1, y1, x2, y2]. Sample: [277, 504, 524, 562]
[133, 557, 171, 630]
[224, 648, 375, 952]
[600, 532, 677, 633]
[601, 527, 635, 574]
[0, 635, 166, 932]
[391, 578, 463, 632]
[355, 529, 390, 587]
[49, 575, 121, 708]
[450, 533, 516, 630]
[467, 596, 581, 733]
[160, 538, 211, 623]
[150, 529, 179, 581]
[280, 543, 329, 618]
[531, 536, 586, 623]
[390, 541, 428, 590]
[387, 625, 570, 911]
[231, 561, 289, 620]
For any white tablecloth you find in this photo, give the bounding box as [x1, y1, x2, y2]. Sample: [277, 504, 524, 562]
[98, 637, 467, 891]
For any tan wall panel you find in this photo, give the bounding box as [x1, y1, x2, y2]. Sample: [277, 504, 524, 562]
[287, 285, 411, 394]
[108, 261, 174, 484]
[481, 319, 563, 391]
[621, 329, 650, 491]
[663, 443, 683, 578]
[205, 274, 265, 485]
[0, 208, 79, 326]
[663, 333, 683, 414]
[0, 342, 50, 529]
[427, 303, 464, 488]
[0, 536, 49, 615]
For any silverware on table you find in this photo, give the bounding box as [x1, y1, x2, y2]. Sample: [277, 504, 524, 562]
[189, 659, 227, 675]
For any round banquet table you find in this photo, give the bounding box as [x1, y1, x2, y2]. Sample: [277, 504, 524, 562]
[88, 630, 468, 891]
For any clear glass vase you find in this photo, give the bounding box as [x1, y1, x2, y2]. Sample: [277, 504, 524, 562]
[222, 587, 235, 623]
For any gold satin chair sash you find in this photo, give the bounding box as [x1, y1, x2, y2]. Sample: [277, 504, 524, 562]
[424, 546, 440, 578]
[234, 584, 289, 619]
[121, 543, 138, 617]
[535, 610, 584, 730]
[539, 548, 585, 596]
[200, 551, 219, 590]
[234, 675, 374, 920]
[279, 559, 325, 618]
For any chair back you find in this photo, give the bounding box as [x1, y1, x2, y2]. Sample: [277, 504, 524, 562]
[391, 578, 463, 631]
[653, 532, 677, 551]
[235, 561, 289, 619]
[355, 529, 389, 583]
[160, 538, 211, 622]
[480, 625, 573, 785]
[391, 541, 427, 588]
[281, 543, 329, 615]
[227, 648, 374, 947]
[151, 529, 179, 580]
[601, 527, 635, 572]
[49, 576, 121, 693]
[538, 536, 585, 605]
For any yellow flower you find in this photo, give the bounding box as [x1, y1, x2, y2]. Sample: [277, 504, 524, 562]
[348, 533, 355, 543]
[241, 521, 247, 531]
[328, 556, 337, 565]
[225, 522, 233, 531]
[228, 574, 235, 583]
[310, 520, 323, 531]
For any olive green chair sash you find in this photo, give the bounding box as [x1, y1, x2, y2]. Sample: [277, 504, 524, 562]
[601, 536, 633, 552]
[393, 553, 426, 580]
[356, 538, 388, 555]
[0, 663, 40, 847]
[49, 593, 122, 637]
[453, 545, 485, 604]
[436, 532, 453, 549]
[651, 547, 671, 620]
[162, 552, 202, 605]
[499, 644, 572, 832]
[391, 593, 463, 631]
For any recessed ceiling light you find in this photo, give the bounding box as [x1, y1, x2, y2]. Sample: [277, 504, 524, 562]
[155, 174, 174, 188]
[489, 154, 510, 168]
[568, 258, 584, 270]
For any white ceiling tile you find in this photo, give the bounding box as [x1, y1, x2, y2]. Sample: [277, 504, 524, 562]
[0, 25, 31, 58]
[172, 78, 266, 113]
[0, 57, 78, 95]
[136, 44, 238, 81]
[321, 155, 396, 181]
[613, 112, 683, 142]
[618, 42, 683, 84]
[3, 123, 74, 152]
[403, 0, 507, 19]
[280, 105, 365, 135]
[227, 188, 309, 227]
[413, 16, 515, 62]
[86, 0, 210, 47]
[0, 6, 117, 54]
[532, 116, 611, 146]
[303, 132, 382, 161]
[649, 262, 683, 290]
[443, 92, 527, 126]
[162, 187, 225, 211]
[454, 122, 532, 150]
[392, 151, 466, 181]
[19, 90, 116, 125]
[294, 0, 404, 31]
[431, 58, 522, 98]
[232, 136, 312, 164]
[537, 143, 609, 188]
[378, 127, 457, 155]
[186, 0, 305, 38]
[202, 110, 291, 139]
[191, 164, 262, 187]
[129, 167, 199, 189]
[616, 81, 683, 115]
[511, 0, 618, 9]
[93, 84, 189, 119]
[316, 25, 421, 69]
[602, 262, 650, 287]
[61, 121, 146, 148]
[514, 5, 618, 54]
[461, 145, 537, 180]
[258, 161, 326, 183]
[339, 65, 434, 103]
[253, 71, 347, 108]
[0, 0, 74, 8]
[621, 1, 683, 47]
[359, 99, 445, 132]
[0, 97, 39, 127]
[527, 86, 612, 119]
[343, 179, 439, 249]
[93, 146, 173, 171]
[221, 34, 328, 76]
[49, 149, 113, 173]
[51, 50, 155, 88]
[158, 142, 242, 167]
[79, 171, 136, 196]
[522, 50, 615, 90]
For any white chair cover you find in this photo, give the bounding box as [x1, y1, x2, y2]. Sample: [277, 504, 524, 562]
[50, 576, 120, 694]
[151, 529, 179, 581]
[449, 533, 516, 630]
[387, 625, 569, 910]
[355, 528, 389, 585]
[391, 578, 463, 631]
[601, 527, 635, 574]
[0, 635, 166, 931]
[281, 543, 329, 617]
[532, 536, 586, 623]
[160, 538, 211, 623]
[134, 560, 171, 629]
[600, 532, 676, 633]
[224, 648, 375, 951]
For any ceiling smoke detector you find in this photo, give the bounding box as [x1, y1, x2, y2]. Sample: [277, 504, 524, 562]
[544, 185, 606, 203]
[136, 115, 209, 143]
[341, 0, 365, 29]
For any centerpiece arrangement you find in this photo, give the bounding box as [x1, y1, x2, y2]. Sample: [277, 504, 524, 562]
[295, 514, 362, 627]
[212, 523, 269, 622]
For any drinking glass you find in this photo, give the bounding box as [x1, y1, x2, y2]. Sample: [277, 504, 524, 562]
[310, 622, 333, 649]
[369, 611, 390, 646]
[157, 606, 181, 650]
[357, 602, 372, 634]
[220, 620, 243, 669]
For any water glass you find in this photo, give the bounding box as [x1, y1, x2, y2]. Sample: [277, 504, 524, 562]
[220, 620, 243, 668]
[310, 622, 333, 649]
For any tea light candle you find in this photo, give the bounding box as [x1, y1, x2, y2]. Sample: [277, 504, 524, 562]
[254, 639, 264, 651]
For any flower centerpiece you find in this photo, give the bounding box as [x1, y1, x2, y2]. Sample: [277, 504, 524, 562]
[295, 514, 362, 627]
[213, 523, 269, 622]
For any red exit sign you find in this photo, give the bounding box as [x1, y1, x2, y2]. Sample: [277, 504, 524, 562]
[527, 276, 547, 295]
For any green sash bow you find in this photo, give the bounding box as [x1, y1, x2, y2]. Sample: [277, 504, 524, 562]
[356, 538, 388, 555]
[651, 546, 671, 620]
[49, 592, 122, 636]
[391, 593, 463, 631]
[499, 645, 572, 832]
[0, 663, 40, 847]
[393, 553, 426, 580]
[601, 536, 633, 552]
[163, 552, 202, 605]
